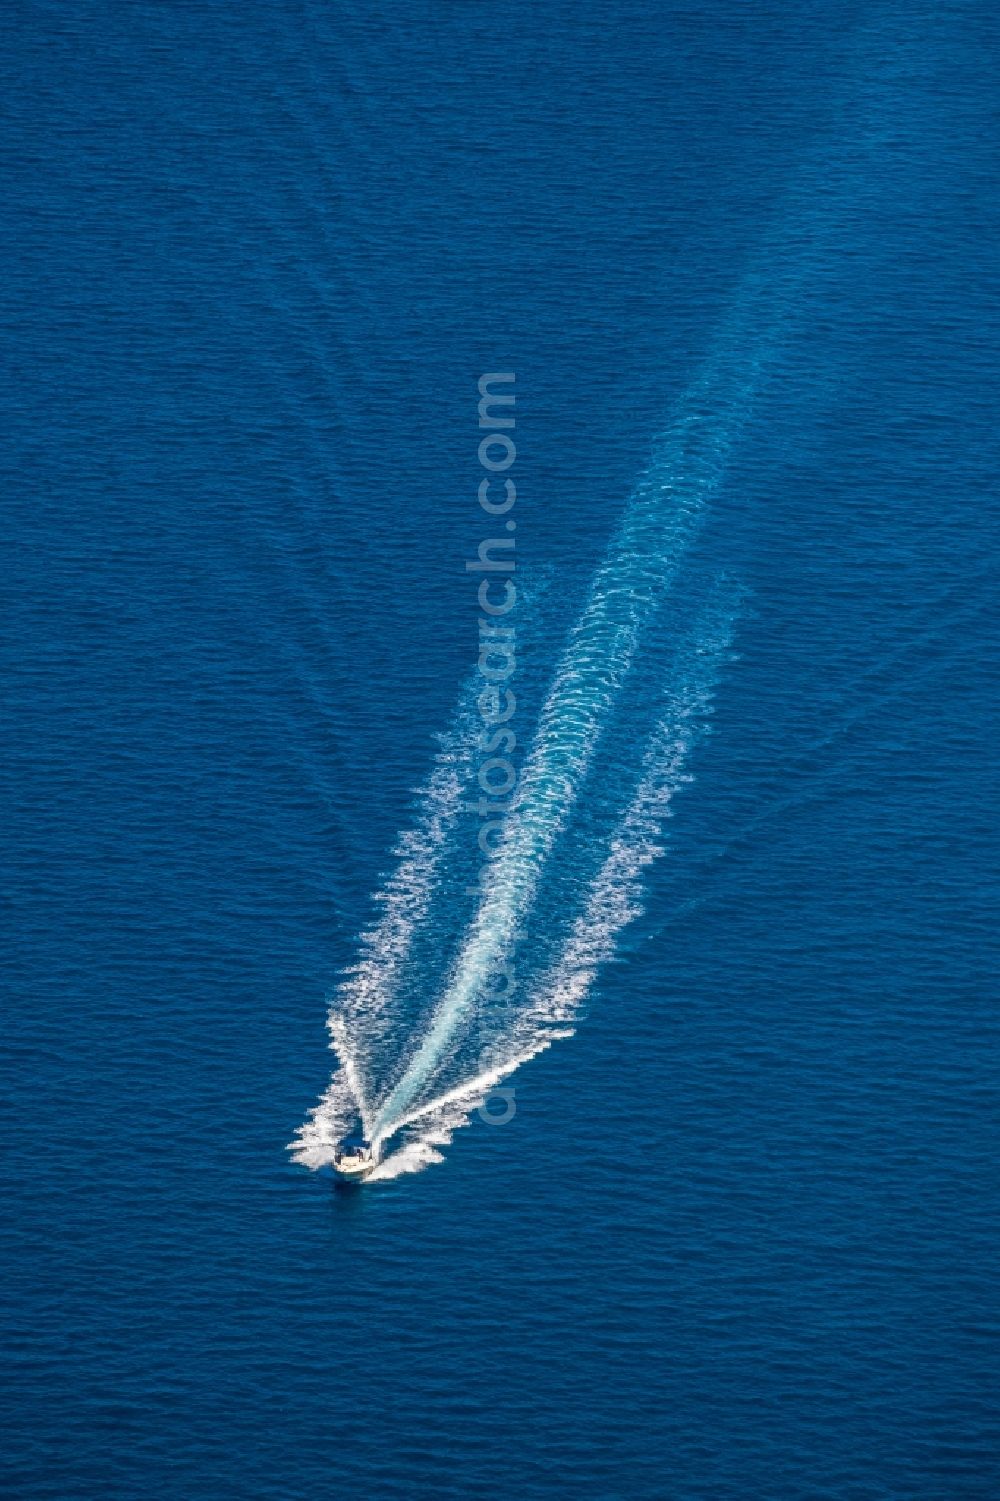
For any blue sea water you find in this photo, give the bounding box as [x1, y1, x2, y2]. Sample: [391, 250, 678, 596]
[4, 2, 999, 1497]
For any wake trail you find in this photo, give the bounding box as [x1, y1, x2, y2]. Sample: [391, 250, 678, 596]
[289, 685, 480, 1165]
[293, 10, 939, 1177]
[369, 594, 738, 1177]
[372, 333, 763, 1138]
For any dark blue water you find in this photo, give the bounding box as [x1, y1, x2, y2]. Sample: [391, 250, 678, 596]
[4, 3, 999, 1497]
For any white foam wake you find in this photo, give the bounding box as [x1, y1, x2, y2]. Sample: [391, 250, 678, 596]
[289, 691, 478, 1166]
[293, 13, 923, 1176]
[517, 601, 736, 1042]
[292, 325, 759, 1171]
[366, 1053, 541, 1180]
[367, 598, 737, 1178]
[372, 340, 760, 1137]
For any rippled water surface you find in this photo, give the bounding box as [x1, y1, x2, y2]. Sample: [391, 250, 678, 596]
[4, 2, 999, 1497]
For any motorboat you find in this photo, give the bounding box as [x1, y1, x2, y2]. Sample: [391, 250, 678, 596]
[333, 1134, 375, 1182]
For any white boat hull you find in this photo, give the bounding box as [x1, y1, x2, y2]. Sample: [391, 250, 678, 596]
[332, 1136, 376, 1181]
[333, 1161, 374, 1182]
